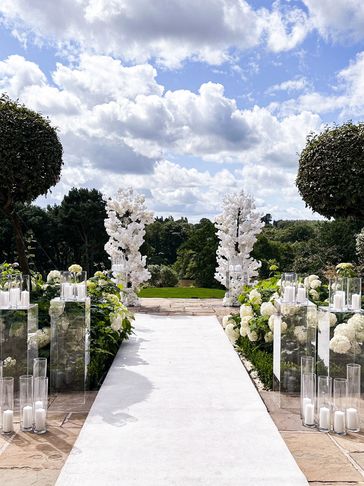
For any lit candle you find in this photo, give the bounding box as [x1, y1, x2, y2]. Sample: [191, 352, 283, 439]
[2, 409, 14, 433]
[346, 407, 359, 431]
[334, 410, 345, 434]
[333, 292, 343, 310]
[304, 403, 315, 426]
[21, 290, 30, 307]
[352, 294, 361, 310]
[319, 406, 330, 430]
[22, 405, 33, 429]
[296, 287, 306, 303]
[34, 408, 46, 432]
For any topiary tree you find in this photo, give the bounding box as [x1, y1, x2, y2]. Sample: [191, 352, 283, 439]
[0, 94, 63, 272]
[296, 122, 364, 220]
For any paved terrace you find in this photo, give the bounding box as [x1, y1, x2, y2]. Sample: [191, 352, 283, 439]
[1, 298, 364, 485]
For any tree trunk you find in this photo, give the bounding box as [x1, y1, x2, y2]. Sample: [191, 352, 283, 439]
[4, 205, 30, 274]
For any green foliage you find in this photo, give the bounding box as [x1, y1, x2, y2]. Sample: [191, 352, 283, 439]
[0, 95, 63, 271]
[297, 122, 364, 219]
[147, 264, 178, 287]
[138, 287, 225, 298]
[237, 336, 273, 389]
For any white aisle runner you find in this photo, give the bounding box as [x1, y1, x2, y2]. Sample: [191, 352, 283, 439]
[56, 314, 308, 486]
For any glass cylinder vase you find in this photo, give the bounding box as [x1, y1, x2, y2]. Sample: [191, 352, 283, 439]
[60, 271, 87, 302]
[0, 275, 10, 308]
[33, 377, 48, 434]
[281, 272, 297, 304]
[8, 274, 22, 309]
[347, 278, 362, 311]
[346, 363, 361, 432]
[329, 278, 347, 311]
[302, 372, 316, 428]
[33, 357, 47, 380]
[317, 376, 332, 432]
[300, 356, 314, 418]
[1, 377, 14, 434]
[20, 375, 33, 432]
[333, 378, 347, 435]
[296, 276, 308, 304]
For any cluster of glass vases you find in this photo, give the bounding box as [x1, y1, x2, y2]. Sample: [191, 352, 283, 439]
[329, 277, 362, 311]
[0, 274, 31, 309]
[301, 357, 360, 435]
[0, 358, 48, 435]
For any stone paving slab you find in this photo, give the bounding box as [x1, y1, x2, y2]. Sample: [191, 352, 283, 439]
[56, 314, 308, 486]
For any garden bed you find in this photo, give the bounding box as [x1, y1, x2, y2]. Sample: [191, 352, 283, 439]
[138, 287, 225, 299]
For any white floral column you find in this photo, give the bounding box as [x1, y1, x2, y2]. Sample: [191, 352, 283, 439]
[104, 187, 154, 306]
[215, 190, 264, 306]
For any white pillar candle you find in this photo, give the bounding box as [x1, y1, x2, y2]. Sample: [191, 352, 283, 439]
[2, 409, 14, 433]
[76, 283, 86, 300]
[9, 288, 20, 307]
[62, 283, 74, 300]
[34, 408, 46, 431]
[346, 407, 359, 431]
[296, 287, 306, 303]
[304, 403, 315, 426]
[351, 294, 361, 310]
[284, 286, 295, 303]
[334, 410, 345, 434]
[22, 405, 33, 429]
[319, 406, 330, 430]
[333, 292, 343, 310]
[34, 400, 43, 410]
[21, 290, 30, 307]
[302, 397, 311, 411]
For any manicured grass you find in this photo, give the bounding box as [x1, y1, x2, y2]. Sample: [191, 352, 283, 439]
[138, 287, 225, 299]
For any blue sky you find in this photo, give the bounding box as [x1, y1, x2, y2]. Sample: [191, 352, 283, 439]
[0, 0, 364, 221]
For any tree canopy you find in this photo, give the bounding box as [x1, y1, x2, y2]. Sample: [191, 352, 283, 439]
[0, 94, 63, 271]
[296, 122, 364, 220]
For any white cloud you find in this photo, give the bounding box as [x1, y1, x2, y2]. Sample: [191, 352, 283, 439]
[267, 76, 309, 94]
[1, 53, 322, 219]
[303, 0, 364, 43]
[0, 0, 310, 68]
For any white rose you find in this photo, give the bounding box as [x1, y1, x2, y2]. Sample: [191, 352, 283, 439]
[264, 331, 273, 343]
[225, 323, 240, 344]
[260, 302, 276, 317]
[310, 279, 321, 290]
[249, 289, 262, 305]
[247, 330, 258, 342]
[240, 305, 253, 318]
[329, 335, 351, 354]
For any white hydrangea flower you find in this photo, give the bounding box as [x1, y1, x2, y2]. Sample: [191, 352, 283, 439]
[247, 330, 258, 342]
[225, 323, 240, 344]
[222, 315, 231, 328]
[348, 314, 364, 340]
[310, 279, 321, 290]
[334, 322, 356, 341]
[294, 325, 307, 344]
[268, 315, 275, 331]
[329, 313, 337, 327]
[111, 314, 122, 332]
[264, 331, 273, 343]
[240, 323, 249, 337]
[240, 305, 253, 318]
[260, 302, 276, 317]
[249, 289, 262, 305]
[308, 275, 320, 283]
[329, 335, 351, 354]
[240, 316, 252, 326]
[309, 289, 319, 301]
[281, 321, 288, 333]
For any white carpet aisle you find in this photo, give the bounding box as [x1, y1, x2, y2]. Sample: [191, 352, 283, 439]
[56, 314, 308, 485]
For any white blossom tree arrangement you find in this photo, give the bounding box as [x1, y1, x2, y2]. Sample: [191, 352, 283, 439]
[215, 190, 264, 306]
[104, 187, 154, 306]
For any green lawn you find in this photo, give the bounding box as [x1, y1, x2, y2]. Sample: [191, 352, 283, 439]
[138, 287, 225, 299]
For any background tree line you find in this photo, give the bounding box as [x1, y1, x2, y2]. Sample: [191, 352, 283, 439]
[0, 187, 362, 287]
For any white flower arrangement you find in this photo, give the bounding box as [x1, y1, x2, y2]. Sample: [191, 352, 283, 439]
[249, 289, 262, 305]
[215, 190, 264, 305]
[247, 330, 258, 342]
[68, 264, 82, 274]
[47, 270, 61, 284]
[222, 315, 235, 328]
[329, 334, 352, 354]
[240, 304, 253, 318]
